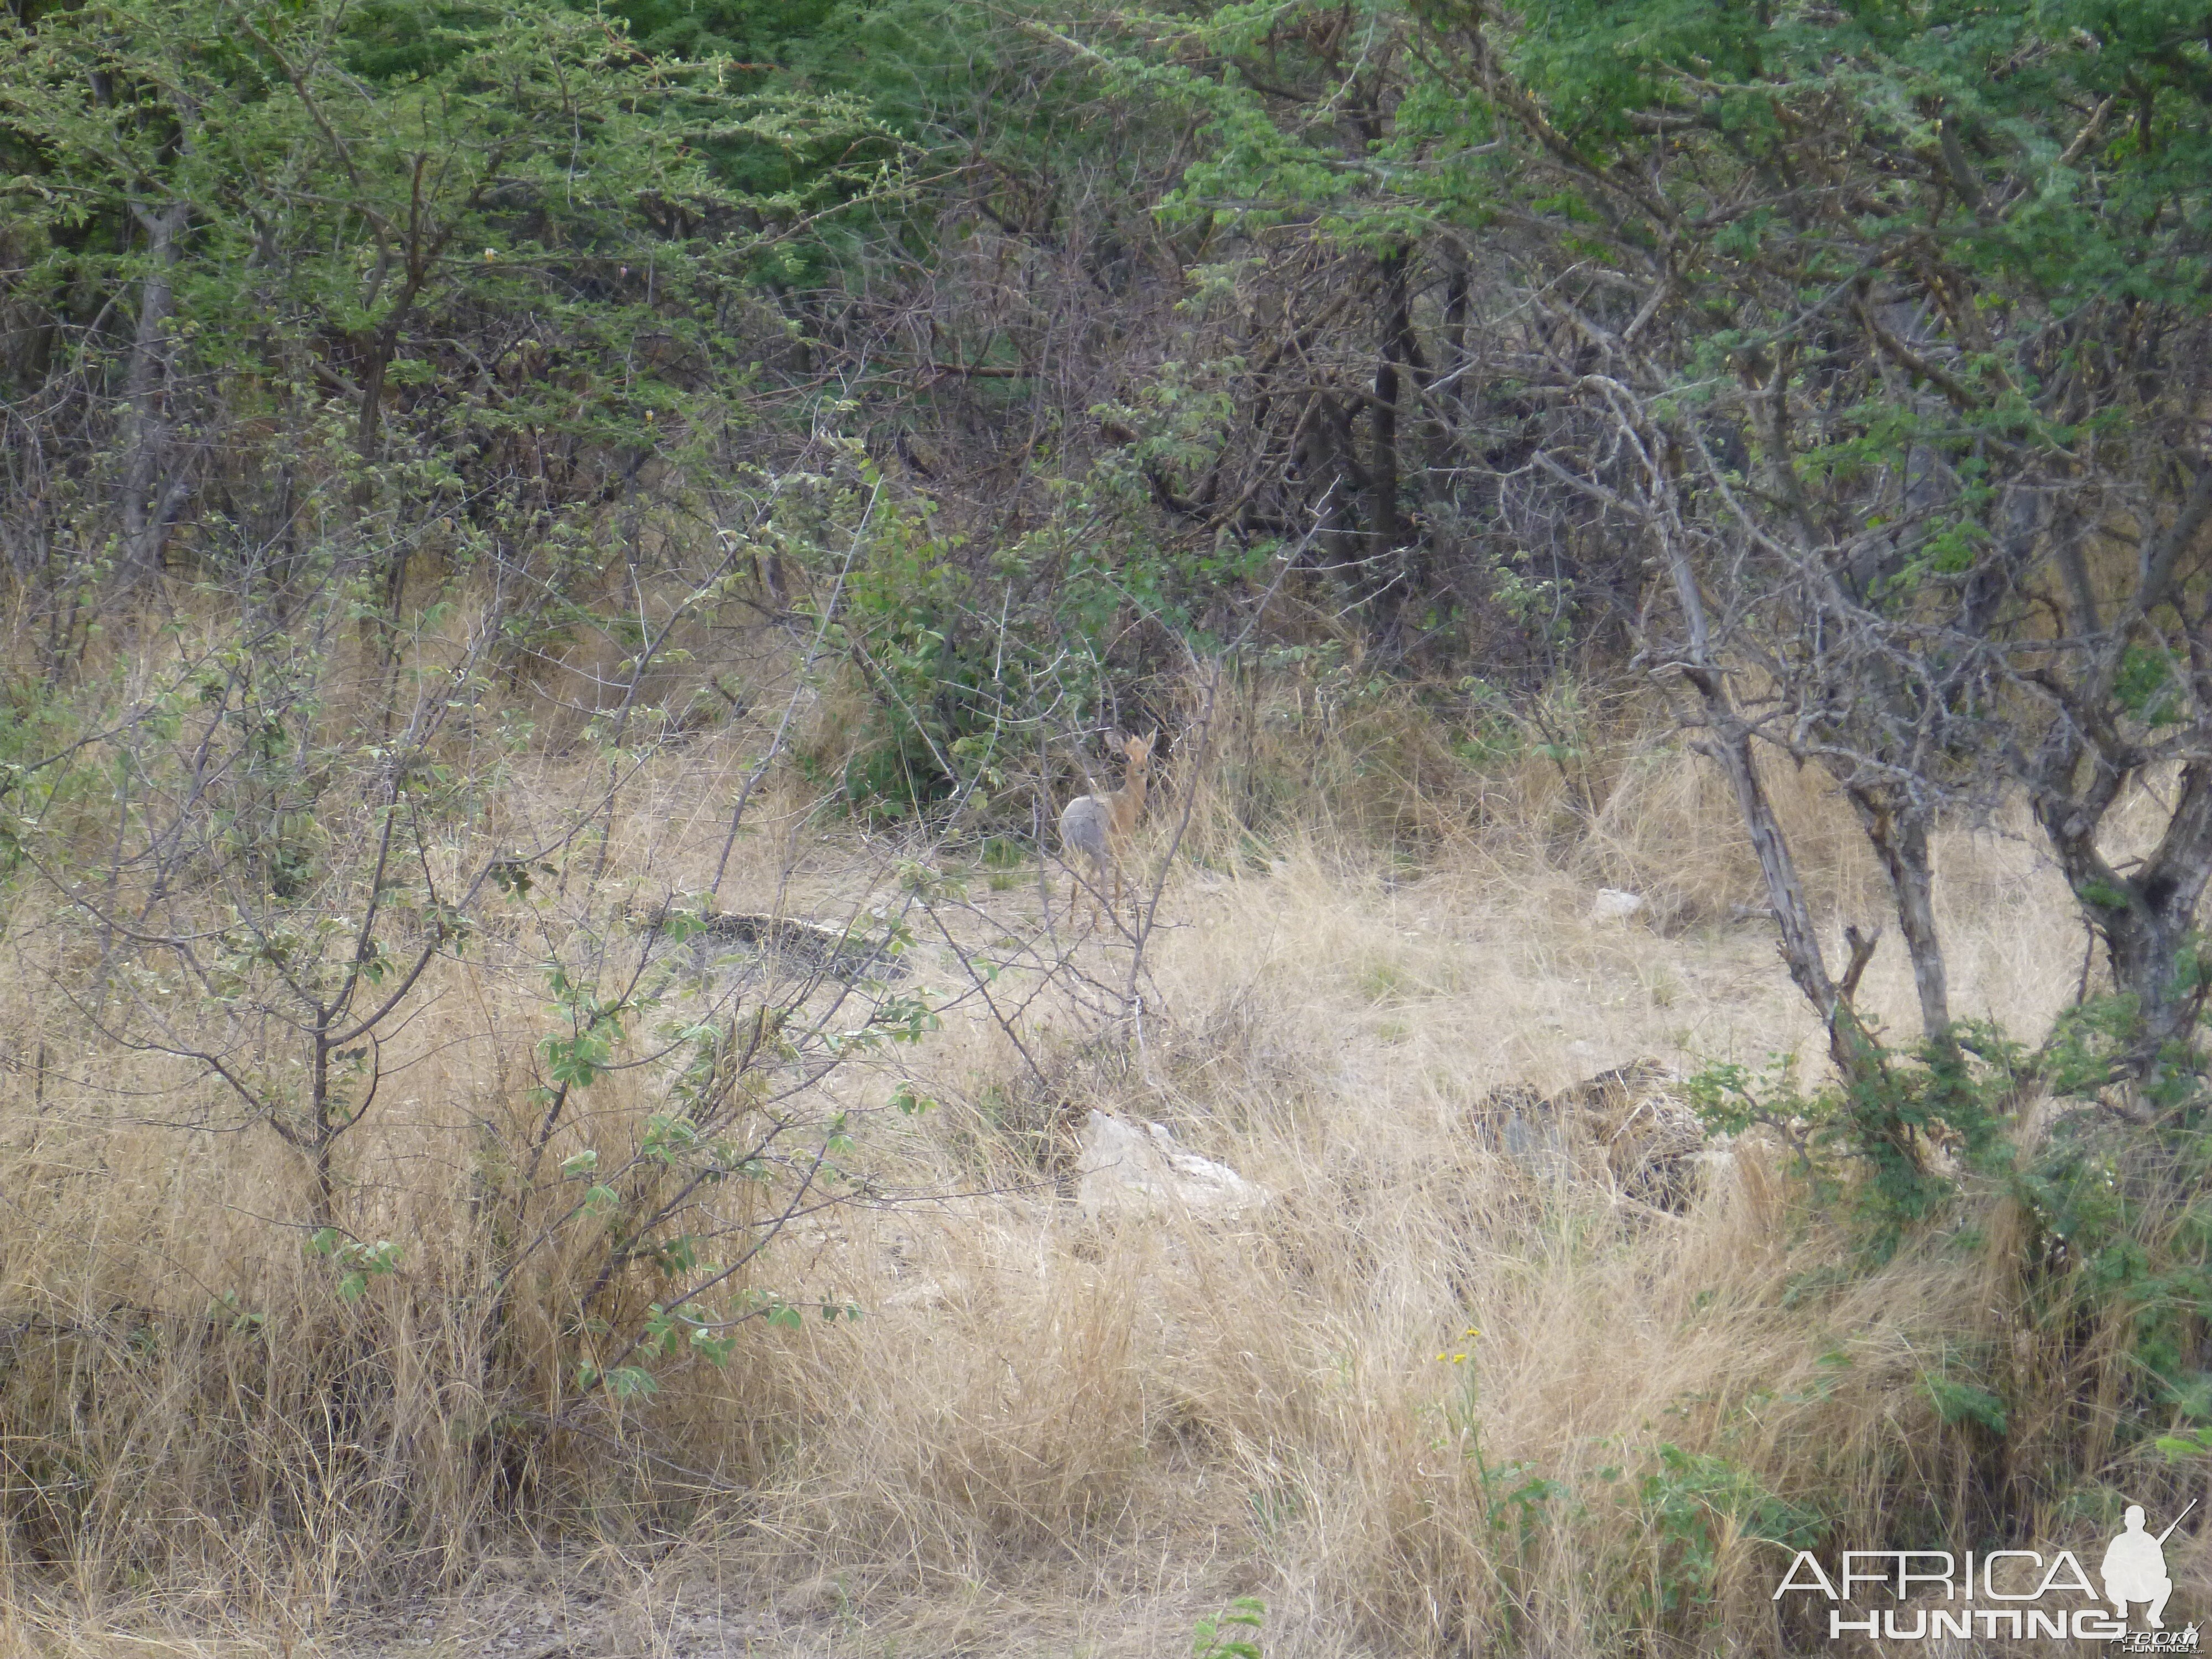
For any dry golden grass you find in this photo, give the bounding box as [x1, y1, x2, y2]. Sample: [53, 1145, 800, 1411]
[0, 636, 2183, 1657]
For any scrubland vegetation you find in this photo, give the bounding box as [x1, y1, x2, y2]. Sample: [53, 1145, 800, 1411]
[4, 0, 2212, 1652]
[0, 644, 2140, 1659]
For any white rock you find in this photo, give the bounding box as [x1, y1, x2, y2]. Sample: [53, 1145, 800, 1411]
[1590, 888, 1647, 921]
[1076, 1110, 1269, 1221]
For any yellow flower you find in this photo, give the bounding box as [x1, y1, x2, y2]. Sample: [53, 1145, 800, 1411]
[1452, 1353, 1468, 1364]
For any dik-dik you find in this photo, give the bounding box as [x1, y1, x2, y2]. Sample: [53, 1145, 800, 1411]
[1058, 731, 1156, 924]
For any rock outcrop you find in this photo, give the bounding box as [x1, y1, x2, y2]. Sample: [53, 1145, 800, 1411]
[1473, 1058, 1711, 1213]
[1074, 1110, 1270, 1220]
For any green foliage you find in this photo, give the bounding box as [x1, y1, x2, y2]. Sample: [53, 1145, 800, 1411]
[1191, 1597, 1265, 1659]
[1497, 0, 2212, 305]
[1541, 1426, 1830, 1641]
[817, 487, 1147, 823]
[1633, 1444, 1824, 1629]
[1689, 1022, 2017, 1245]
[1709, 992, 2212, 1471]
[1924, 1374, 2009, 1437]
[1, 0, 908, 606]
[515, 938, 916, 1407]
[2115, 646, 2188, 729]
[2011, 1093, 2212, 1439]
[1460, 1422, 1572, 1635]
[575, 0, 842, 71]
[2156, 1425, 2212, 1462]
[538, 964, 645, 1090]
[307, 1228, 403, 1303]
[1432, 1330, 1822, 1643]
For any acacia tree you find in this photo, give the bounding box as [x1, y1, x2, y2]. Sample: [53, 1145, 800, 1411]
[1041, 0, 2212, 1097]
[0, 0, 902, 623]
[1435, 0, 2212, 1089]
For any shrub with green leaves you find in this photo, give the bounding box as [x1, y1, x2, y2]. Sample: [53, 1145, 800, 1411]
[491, 901, 928, 1413]
[1689, 1022, 2017, 1245]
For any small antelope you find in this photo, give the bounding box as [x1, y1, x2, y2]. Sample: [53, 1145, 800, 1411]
[1058, 730, 1156, 924]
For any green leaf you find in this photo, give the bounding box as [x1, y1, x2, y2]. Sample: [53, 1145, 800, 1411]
[1925, 1377, 2009, 1437]
[605, 1366, 659, 1400]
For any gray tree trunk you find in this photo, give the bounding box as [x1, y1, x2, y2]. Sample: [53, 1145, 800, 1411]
[1848, 789, 1952, 1047]
[117, 199, 192, 583]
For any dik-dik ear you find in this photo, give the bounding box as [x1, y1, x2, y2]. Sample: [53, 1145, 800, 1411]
[1127, 730, 1157, 758]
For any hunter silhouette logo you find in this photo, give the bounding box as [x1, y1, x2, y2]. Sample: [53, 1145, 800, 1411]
[1773, 1500, 2199, 1645]
[2103, 1502, 2189, 1631]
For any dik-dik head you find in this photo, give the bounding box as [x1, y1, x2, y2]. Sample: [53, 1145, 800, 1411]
[1106, 729, 1158, 834]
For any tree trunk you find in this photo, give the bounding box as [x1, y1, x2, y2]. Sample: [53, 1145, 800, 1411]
[1442, 259, 1469, 404]
[1849, 787, 1953, 1047]
[2036, 757, 2212, 1093]
[1370, 248, 1409, 560]
[2029, 463, 2212, 1095]
[118, 200, 192, 583]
